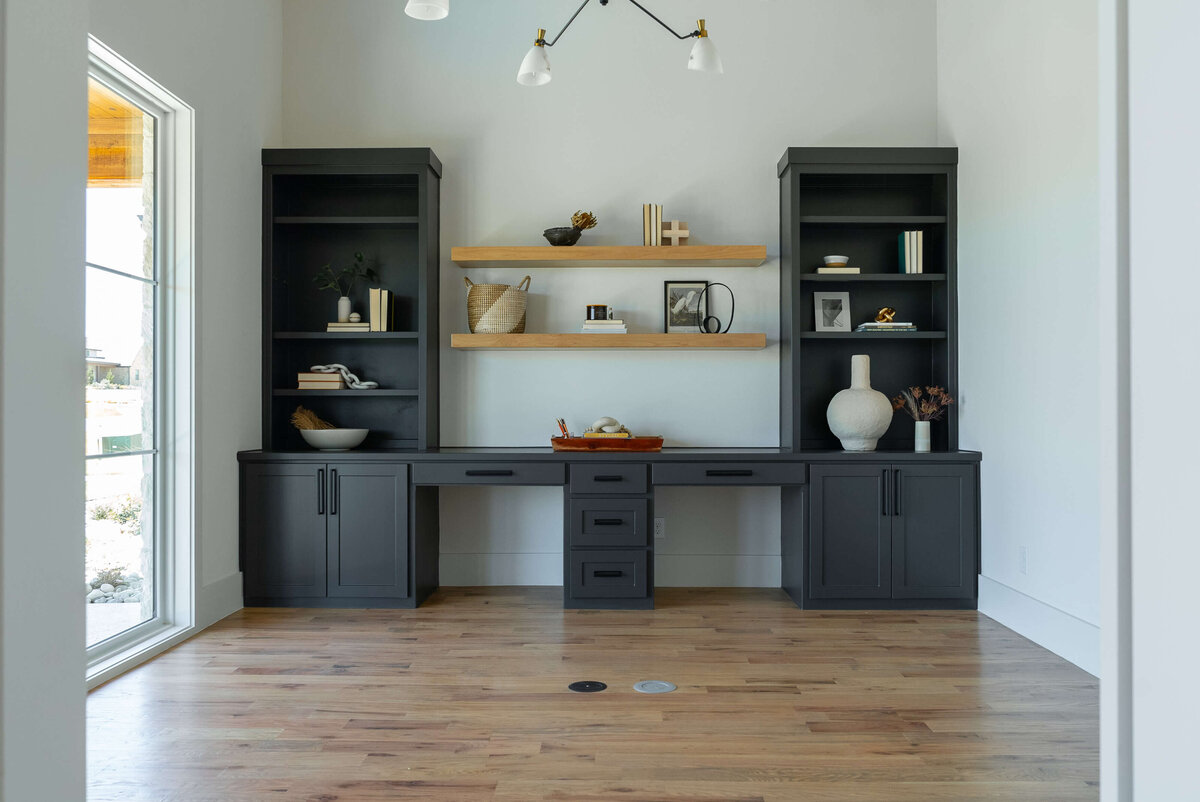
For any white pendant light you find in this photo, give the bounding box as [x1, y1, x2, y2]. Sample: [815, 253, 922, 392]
[687, 19, 723, 73]
[405, 0, 448, 21]
[517, 29, 552, 86]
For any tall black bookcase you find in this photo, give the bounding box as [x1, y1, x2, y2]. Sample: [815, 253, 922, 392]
[779, 147, 959, 451]
[262, 149, 441, 450]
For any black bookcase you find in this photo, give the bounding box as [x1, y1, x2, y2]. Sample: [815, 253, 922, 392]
[262, 149, 441, 450]
[779, 148, 959, 451]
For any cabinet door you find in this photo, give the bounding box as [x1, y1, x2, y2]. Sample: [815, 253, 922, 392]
[808, 464, 892, 599]
[243, 463, 328, 599]
[891, 464, 978, 599]
[327, 463, 410, 598]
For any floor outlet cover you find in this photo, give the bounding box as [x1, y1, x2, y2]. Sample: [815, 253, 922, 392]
[633, 680, 677, 694]
[568, 681, 607, 693]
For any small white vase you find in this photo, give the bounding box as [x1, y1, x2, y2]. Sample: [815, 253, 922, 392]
[337, 296, 352, 323]
[826, 354, 893, 452]
[914, 420, 931, 453]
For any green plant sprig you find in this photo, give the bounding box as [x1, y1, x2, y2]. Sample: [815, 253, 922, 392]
[314, 251, 379, 296]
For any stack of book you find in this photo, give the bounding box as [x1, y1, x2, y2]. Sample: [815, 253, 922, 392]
[898, 230, 925, 273]
[581, 318, 627, 334]
[297, 371, 346, 390]
[642, 203, 663, 245]
[855, 321, 917, 333]
[816, 266, 861, 275]
[368, 287, 395, 332]
[327, 321, 370, 333]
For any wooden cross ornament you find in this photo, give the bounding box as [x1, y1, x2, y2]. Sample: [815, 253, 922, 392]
[661, 220, 690, 246]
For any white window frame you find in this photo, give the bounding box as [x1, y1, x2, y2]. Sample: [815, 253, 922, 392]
[86, 36, 195, 686]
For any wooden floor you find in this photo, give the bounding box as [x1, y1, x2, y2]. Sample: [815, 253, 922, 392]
[87, 588, 1098, 801]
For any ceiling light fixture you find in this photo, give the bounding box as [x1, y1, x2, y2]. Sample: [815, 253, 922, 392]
[517, 0, 723, 87]
[404, 0, 449, 21]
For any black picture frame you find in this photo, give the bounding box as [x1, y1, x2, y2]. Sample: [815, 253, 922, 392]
[663, 280, 708, 333]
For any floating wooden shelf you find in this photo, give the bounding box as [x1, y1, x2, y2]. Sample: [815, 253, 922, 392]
[451, 333, 767, 350]
[799, 273, 947, 282]
[451, 245, 767, 268]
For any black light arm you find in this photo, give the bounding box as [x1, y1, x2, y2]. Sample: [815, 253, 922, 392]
[538, 0, 701, 47]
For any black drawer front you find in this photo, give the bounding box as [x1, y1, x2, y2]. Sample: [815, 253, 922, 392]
[569, 463, 649, 495]
[653, 462, 807, 486]
[412, 462, 564, 486]
[570, 550, 649, 599]
[570, 498, 649, 548]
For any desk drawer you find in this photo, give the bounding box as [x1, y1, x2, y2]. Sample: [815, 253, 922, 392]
[412, 462, 564, 486]
[653, 462, 806, 486]
[569, 498, 649, 548]
[569, 463, 648, 495]
[569, 549, 649, 599]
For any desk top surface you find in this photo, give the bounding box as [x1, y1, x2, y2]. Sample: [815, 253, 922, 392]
[238, 447, 982, 463]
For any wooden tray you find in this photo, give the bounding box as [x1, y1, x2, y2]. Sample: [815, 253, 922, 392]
[551, 436, 664, 452]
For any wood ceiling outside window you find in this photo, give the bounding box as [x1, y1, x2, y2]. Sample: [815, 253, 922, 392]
[88, 78, 149, 188]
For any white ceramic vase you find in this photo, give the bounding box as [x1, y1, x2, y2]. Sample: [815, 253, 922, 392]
[826, 354, 893, 452]
[914, 420, 931, 453]
[337, 295, 352, 323]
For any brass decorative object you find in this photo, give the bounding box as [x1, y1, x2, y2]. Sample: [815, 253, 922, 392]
[875, 306, 897, 323]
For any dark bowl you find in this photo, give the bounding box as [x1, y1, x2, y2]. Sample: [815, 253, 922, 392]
[543, 226, 582, 246]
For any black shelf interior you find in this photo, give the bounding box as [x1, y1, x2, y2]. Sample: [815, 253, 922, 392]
[274, 331, 420, 340]
[799, 273, 946, 283]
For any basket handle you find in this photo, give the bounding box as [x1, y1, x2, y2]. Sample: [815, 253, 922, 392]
[463, 277, 474, 288]
[517, 275, 532, 291]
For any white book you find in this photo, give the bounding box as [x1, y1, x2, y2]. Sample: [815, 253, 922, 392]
[656, 204, 663, 246]
[916, 230, 924, 274]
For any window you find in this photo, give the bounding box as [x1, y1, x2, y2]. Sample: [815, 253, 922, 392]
[86, 38, 193, 670]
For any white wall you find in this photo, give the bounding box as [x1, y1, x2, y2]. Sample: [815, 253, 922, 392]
[90, 0, 283, 625]
[0, 0, 89, 798]
[1126, 0, 1200, 796]
[282, 0, 939, 585]
[936, 0, 1101, 674]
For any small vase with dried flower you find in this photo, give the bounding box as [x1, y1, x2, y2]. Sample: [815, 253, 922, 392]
[891, 386, 955, 452]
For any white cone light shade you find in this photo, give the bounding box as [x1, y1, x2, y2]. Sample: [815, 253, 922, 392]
[688, 36, 723, 73]
[517, 45, 552, 86]
[405, 0, 448, 21]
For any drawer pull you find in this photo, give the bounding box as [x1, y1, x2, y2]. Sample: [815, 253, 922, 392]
[706, 469, 753, 477]
[593, 475, 624, 482]
[464, 469, 513, 477]
[593, 570, 624, 578]
[593, 518, 625, 526]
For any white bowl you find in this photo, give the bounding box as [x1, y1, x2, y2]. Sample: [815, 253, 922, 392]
[823, 254, 850, 266]
[299, 428, 369, 451]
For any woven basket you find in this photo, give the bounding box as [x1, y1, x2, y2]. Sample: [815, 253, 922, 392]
[464, 275, 531, 334]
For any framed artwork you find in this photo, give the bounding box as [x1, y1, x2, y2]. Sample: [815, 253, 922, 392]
[664, 280, 708, 333]
[813, 291, 851, 332]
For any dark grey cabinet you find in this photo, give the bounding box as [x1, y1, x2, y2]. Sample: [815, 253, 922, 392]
[807, 462, 978, 604]
[808, 465, 892, 599]
[328, 463, 409, 598]
[241, 461, 411, 606]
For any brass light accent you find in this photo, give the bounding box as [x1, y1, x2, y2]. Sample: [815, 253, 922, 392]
[535, 28, 547, 46]
[697, 19, 708, 38]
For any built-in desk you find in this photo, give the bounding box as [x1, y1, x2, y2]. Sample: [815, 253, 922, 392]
[237, 448, 981, 611]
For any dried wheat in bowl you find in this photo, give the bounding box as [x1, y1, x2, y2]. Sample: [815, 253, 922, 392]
[290, 405, 337, 430]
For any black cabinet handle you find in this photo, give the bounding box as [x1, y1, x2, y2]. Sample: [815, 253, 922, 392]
[330, 469, 338, 515]
[593, 475, 624, 482]
[880, 468, 888, 516]
[318, 469, 326, 515]
[465, 469, 513, 477]
[593, 570, 624, 578]
[894, 468, 901, 517]
[593, 518, 624, 526]
[706, 469, 753, 477]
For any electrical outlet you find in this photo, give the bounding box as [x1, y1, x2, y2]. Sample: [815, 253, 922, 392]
[1019, 545, 1028, 575]
[654, 517, 666, 540]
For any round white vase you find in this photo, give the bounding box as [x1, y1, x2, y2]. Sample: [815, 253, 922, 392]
[914, 420, 931, 452]
[826, 354, 893, 452]
[337, 295, 352, 323]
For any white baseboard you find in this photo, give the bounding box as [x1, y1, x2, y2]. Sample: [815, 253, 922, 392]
[978, 574, 1099, 676]
[196, 570, 243, 629]
[655, 555, 780, 587]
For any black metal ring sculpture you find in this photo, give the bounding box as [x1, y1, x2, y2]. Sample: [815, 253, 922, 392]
[695, 282, 735, 334]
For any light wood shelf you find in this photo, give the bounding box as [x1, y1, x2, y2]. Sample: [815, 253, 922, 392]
[451, 245, 767, 268]
[451, 333, 767, 350]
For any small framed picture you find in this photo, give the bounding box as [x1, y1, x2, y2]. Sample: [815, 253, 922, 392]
[664, 280, 708, 333]
[813, 291, 851, 332]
